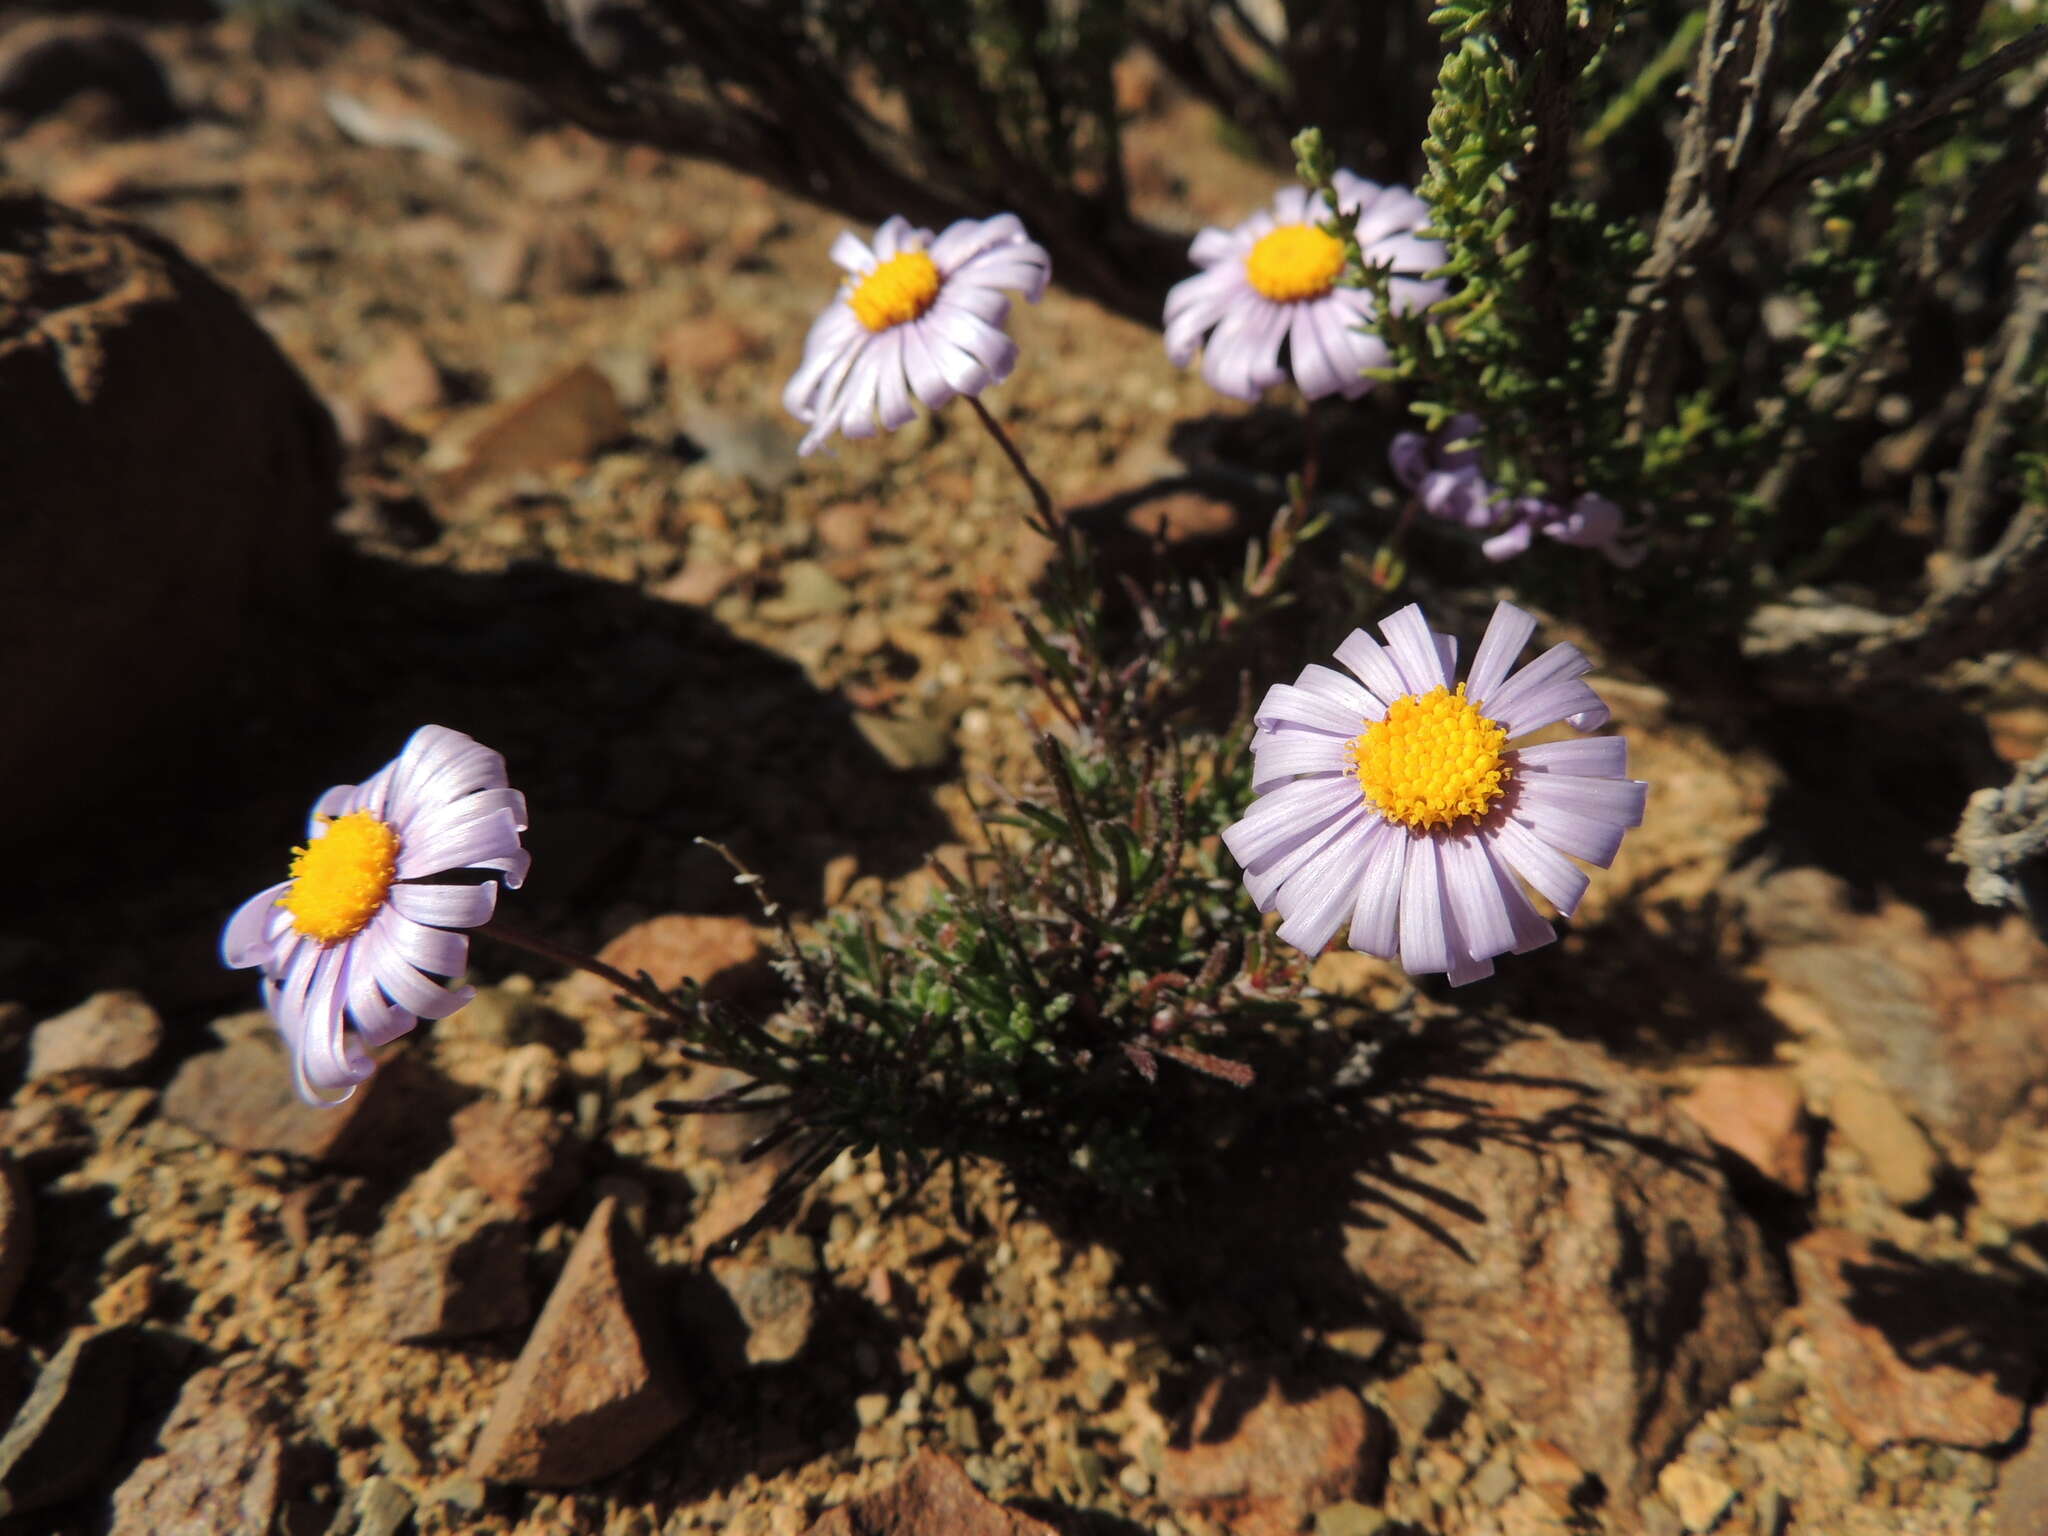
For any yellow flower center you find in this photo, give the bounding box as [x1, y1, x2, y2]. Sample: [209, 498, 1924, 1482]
[848, 249, 943, 332]
[1244, 223, 1346, 303]
[1349, 685, 1511, 831]
[280, 811, 401, 943]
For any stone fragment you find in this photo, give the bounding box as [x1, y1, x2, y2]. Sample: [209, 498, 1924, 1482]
[162, 1037, 426, 1173]
[360, 332, 448, 418]
[26, 989, 162, 1080]
[1676, 1066, 1812, 1195]
[1376, 1368, 1454, 1446]
[814, 500, 876, 555]
[709, 1252, 816, 1364]
[0, 1097, 93, 1171]
[1826, 1078, 1942, 1207]
[0, 1152, 29, 1323]
[0, 187, 336, 840]
[374, 1222, 531, 1343]
[854, 709, 955, 771]
[1156, 1375, 1388, 1536]
[1751, 870, 2048, 1154]
[562, 913, 770, 1012]
[658, 313, 760, 381]
[446, 362, 628, 492]
[90, 1262, 156, 1328]
[1336, 1033, 1784, 1497]
[468, 219, 613, 301]
[1656, 1461, 1735, 1533]
[109, 1359, 295, 1536]
[1313, 1503, 1388, 1536]
[806, 1450, 1057, 1535]
[450, 1099, 580, 1219]
[676, 409, 799, 488]
[330, 1474, 414, 1536]
[469, 1196, 688, 1486]
[1792, 1229, 2036, 1450]
[758, 558, 852, 621]
[0, 1326, 132, 1516]
[1993, 1403, 2048, 1536]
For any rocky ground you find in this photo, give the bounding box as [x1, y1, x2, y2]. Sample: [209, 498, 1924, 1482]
[3, 10, 2048, 1536]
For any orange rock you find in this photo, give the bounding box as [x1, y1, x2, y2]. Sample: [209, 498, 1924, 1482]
[1156, 1375, 1387, 1536]
[1793, 1228, 2034, 1451]
[565, 913, 771, 1010]
[1676, 1066, 1813, 1195]
[806, 1450, 1056, 1535]
[469, 1197, 689, 1485]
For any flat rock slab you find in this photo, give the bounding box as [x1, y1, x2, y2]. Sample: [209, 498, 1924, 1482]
[1336, 1031, 1785, 1499]
[469, 1195, 688, 1486]
[110, 1359, 297, 1536]
[1793, 1228, 2038, 1450]
[0, 1326, 132, 1517]
[1675, 1065, 1813, 1195]
[1751, 869, 2048, 1155]
[1157, 1375, 1387, 1536]
[806, 1450, 1057, 1535]
[375, 1221, 532, 1343]
[162, 1037, 426, 1173]
[451, 1099, 580, 1219]
[26, 989, 162, 1080]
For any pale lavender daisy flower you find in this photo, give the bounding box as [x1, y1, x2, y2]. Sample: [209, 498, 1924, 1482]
[222, 725, 530, 1104]
[1223, 602, 1647, 985]
[782, 212, 1051, 456]
[1163, 171, 1445, 402]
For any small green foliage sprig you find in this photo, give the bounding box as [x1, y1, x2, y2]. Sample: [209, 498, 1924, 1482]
[1294, 0, 2048, 637]
[649, 501, 1328, 1240]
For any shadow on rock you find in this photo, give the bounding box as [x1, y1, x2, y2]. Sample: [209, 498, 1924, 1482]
[1057, 1017, 1786, 1507]
[1490, 890, 1789, 1066]
[655, 1262, 903, 1500]
[1834, 1241, 2046, 1402]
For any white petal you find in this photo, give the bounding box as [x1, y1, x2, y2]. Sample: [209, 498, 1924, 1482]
[1397, 834, 1450, 974]
[1377, 605, 1453, 695]
[1347, 820, 1408, 957]
[1332, 628, 1408, 706]
[1465, 602, 1538, 707]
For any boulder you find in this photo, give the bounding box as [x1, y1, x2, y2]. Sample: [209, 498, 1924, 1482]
[0, 185, 337, 842]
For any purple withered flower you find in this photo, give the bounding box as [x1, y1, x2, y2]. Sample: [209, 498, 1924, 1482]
[1390, 418, 1645, 567]
[222, 725, 530, 1104]
[1223, 602, 1647, 985]
[783, 212, 1051, 456]
[1163, 172, 1445, 402]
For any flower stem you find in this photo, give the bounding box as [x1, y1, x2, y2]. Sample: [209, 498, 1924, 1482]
[478, 917, 673, 1015]
[964, 395, 1062, 539]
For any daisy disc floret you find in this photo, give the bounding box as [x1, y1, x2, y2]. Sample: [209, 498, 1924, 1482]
[1223, 602, 1647, 985]
[783, 212, 1051, 456]
[222, 725, 530, 1104]
[1164, 172, 1446, 402]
